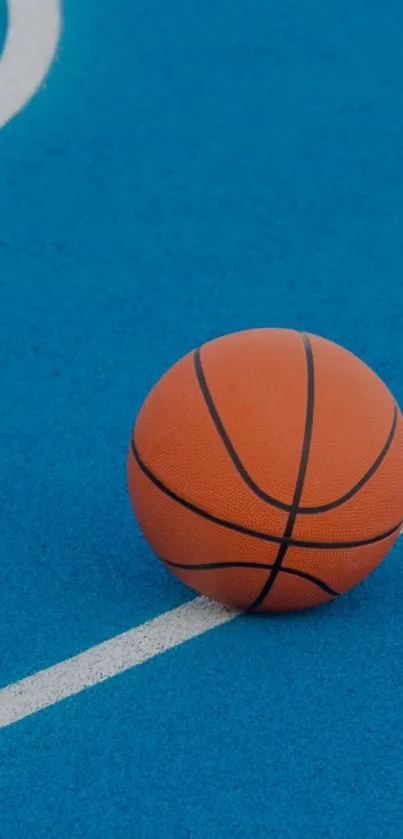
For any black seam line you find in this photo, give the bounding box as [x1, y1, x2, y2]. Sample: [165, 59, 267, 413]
[194, 348, 399, 515]
[131, 439, 402, 549]
[162, 557, 340, 597]
[248, 333, 316, 610]
[300, 403, 398, 513]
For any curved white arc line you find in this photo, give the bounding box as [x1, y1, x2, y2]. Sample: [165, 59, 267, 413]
[0, 0, 62, 129]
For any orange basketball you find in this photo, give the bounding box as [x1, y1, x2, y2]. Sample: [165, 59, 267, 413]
[127, 329, 403, 612]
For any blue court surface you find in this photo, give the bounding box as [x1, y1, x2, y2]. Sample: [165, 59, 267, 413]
[1, 0, 403, 836]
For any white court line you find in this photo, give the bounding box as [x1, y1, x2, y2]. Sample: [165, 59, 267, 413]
[2, 533, 401, 730]
[0, 0, 62, 128]
[0, 597, 237, 729]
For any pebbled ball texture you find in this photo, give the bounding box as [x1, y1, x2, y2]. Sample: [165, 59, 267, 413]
[128, 329, 403, 612]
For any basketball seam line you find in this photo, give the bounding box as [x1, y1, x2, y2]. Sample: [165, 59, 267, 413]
[130, 440, 402, 549]
[162, 557, 340, 597]
[193, 346, 398, 515]
[247, 332, 315, 610]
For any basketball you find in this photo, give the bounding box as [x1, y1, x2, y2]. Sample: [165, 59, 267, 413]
[127, 329, 403, 612]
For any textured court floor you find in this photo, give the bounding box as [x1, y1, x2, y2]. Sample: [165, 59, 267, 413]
[1, 1, 403, 836]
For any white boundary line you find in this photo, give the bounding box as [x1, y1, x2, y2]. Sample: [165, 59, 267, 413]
[1, 531, 402, 729]
[0, 597, 237, 729]
[0, 0, 62, 129]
